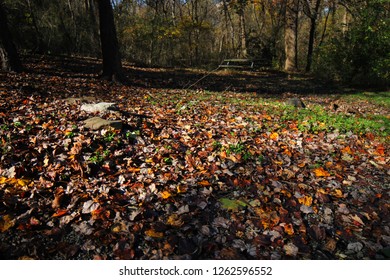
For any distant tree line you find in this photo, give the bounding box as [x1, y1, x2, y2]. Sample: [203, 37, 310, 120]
[0, 0, 389, 87]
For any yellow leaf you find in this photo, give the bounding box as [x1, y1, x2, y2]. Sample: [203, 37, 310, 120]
[270, 132, 279, 141]
[313, 167, 330, 177]
[18, 179, 31, 187]
[317, 188, 329, 194]
[167, 214, 184, 227]
[161, 191, 172, 199]
[145, 229, 164, 238]
[0, 177, 9, 184]
[298, 195, 313, 206]
[332, 189, 344, 198]
[0, 215, 15, 232]
[111, 222, 128, 233]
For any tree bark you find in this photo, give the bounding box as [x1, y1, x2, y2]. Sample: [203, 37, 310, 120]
[284, 0, 299, 72]
[0, 0, 22, 72]
[238, 9, 247, 58]
[96, 0, 124, 83]
[304, 0, 321, 72]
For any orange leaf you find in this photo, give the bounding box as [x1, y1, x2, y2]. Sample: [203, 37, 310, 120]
[341, 146, 353, 155]
[298, 195, 313, 206]
[270, 132, 279, 141]
[375, 144, 385, 156]
[198, 180, 211, 187]
[313, 167, 330, 177]
[128, 167, 140, 173]
[161, 191, 172, 199]
[283, 149, 292, 157]
[52, 209, 68, 218]
[282, 223, 295, 235]
[145, 229, 164, 238]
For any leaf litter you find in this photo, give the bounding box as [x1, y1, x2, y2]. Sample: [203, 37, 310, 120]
[0, 57, 389, 260]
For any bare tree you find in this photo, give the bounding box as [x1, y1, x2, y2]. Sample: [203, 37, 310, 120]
[0, 0, 22, 72]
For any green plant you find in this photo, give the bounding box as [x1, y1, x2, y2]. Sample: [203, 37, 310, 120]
[227, 142, 245, 155]
[89, 149, 110, 164]
[104, 131, 116, 142]
[212, 141, 223, 151]
[0, 124, 9, 131]
[66, 131, 75, 138]
[13, 121, 22, 127]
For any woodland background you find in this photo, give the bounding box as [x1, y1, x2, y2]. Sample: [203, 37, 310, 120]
[1, 0, 389, 87]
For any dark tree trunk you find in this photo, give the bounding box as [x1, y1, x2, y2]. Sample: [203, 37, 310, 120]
[304, 0, 321, 72]
[96, 0, 124, 83]
[306, 17, 316, 72]
[0, 0, 22, 72]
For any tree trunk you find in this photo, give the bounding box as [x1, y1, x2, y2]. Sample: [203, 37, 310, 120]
[305, 0, 321, 72]
[284, 0, 299, 72]
[96, 0, 124, 83]
[0, 0, 22, 72]
[238, 10, 247, 58]
[306, 17, 316, 72]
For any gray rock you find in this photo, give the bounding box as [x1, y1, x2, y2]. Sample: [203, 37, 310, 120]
[83, 117, 122, 130]
[286, 98, 306, 108]
[64, 96, 97, 105]
[81, 102, 118, 113]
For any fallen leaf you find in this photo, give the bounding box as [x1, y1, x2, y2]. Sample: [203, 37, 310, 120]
[198, 180, 211, 186]
[341, 146, 353, 155]
[52, 209, 68, 218]
[270, 132, 279, 141]
[166, 214, 184, 227]
[298, 195, 313, 206]
[331, 189, 344, 198]
[160, 191, 172, 199]
[347, 242, 363, 253]
[313, 167, 330, 177]
[0, 215, 15, 232]
[281, 223, 295, 235]
[323, 238, 337, 252]
[145, 229, 164, 238]
[351, 214, 365, 226]
[283, 243, 298, 257]
[219, 198, 247, 211]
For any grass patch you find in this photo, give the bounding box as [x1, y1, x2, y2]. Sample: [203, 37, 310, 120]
[281, 105, 389, 137]
[342, 91, 390, 108]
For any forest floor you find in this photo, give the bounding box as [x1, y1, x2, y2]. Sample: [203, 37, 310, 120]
[0, 55, 389, 260]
